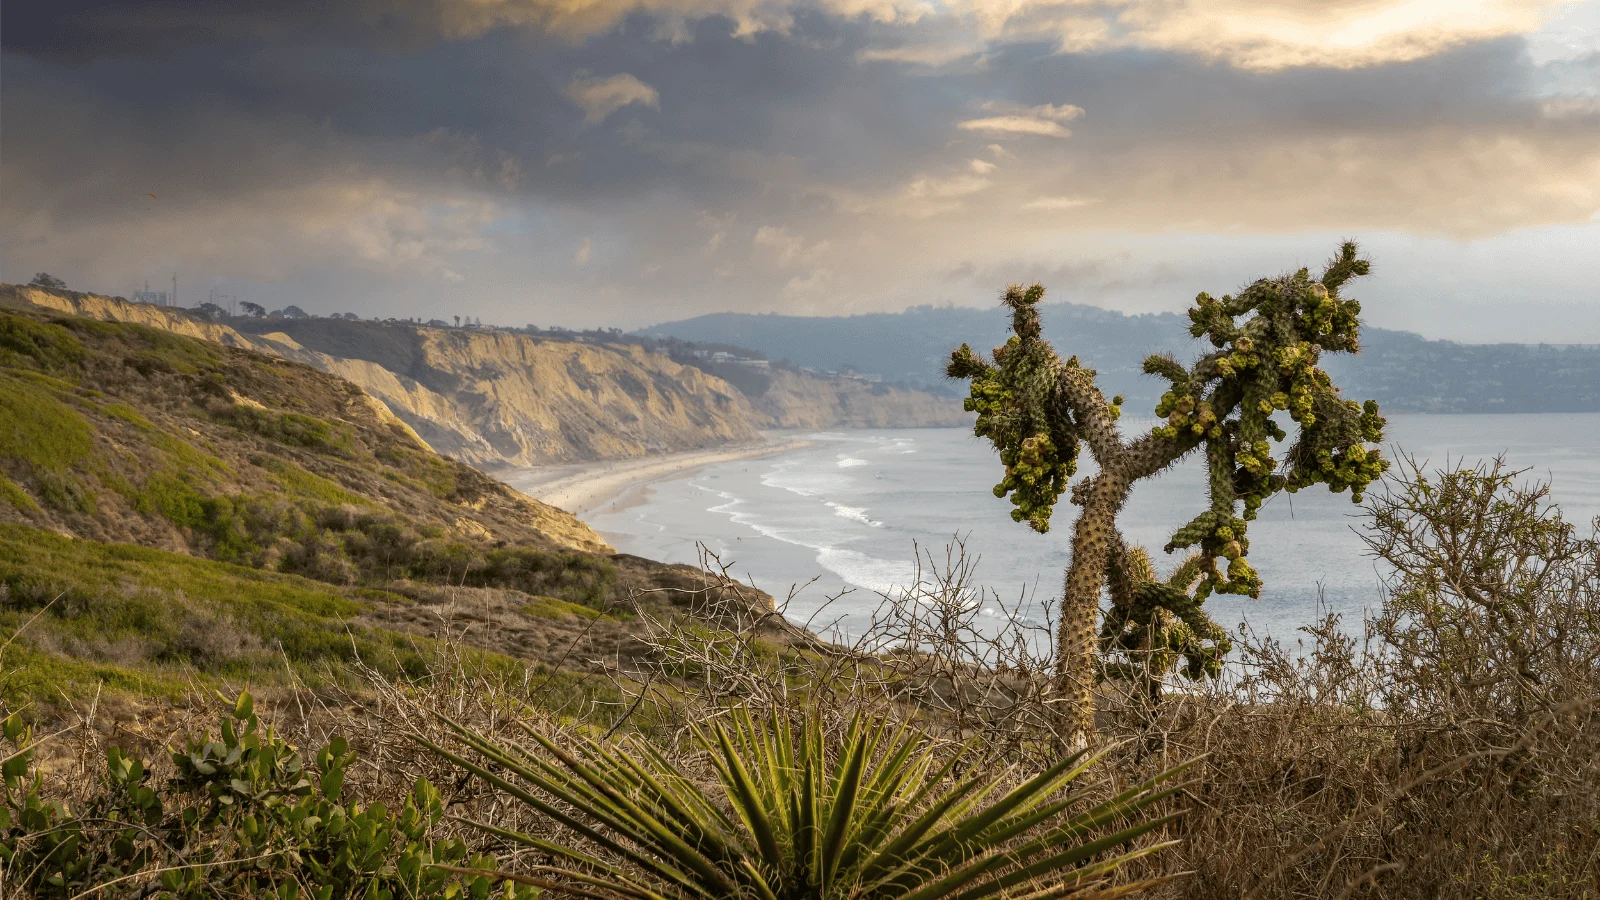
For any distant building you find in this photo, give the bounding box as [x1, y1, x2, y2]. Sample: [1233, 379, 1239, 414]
[131, 281, 170, 306]
[703, 350, 770, 369]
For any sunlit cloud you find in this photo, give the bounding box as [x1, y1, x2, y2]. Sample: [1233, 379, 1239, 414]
[566, 73, 660, 124]
[959, 102, 1084, 137]
[952, 0, 1579, 70]
[1022, 195, 1099, 210]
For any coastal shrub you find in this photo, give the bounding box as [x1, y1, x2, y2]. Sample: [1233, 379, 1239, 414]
[0, 475, 36, 512]
[425, 705, 1187, 899]
[0, 693, 522, 898]
[0, 313, 83, 371]
[465, 547, 615, 609]
[0, 523, 438, 696]
[0, 376, 94, 472]
[217, 404, 357, 456]
[376, 444, 460, 499]
[260, 457, 369, 506]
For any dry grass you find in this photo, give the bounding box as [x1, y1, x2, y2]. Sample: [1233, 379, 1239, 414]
[4, 457, 1596, 898]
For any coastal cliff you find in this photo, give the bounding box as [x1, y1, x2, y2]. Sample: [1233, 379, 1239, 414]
[237, 318, 761, 466]
[5, 285, 967, 467]
[752, 369, 969, 429]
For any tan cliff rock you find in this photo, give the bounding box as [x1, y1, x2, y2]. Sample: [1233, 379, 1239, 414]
[5, 284, 966, 468]
[7, 286, 762, 466]
[752, 369, 968, 429]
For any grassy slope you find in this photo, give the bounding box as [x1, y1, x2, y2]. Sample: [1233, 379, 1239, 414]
[0, 305, 773, 712]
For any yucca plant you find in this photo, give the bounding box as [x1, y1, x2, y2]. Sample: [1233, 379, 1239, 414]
[421, 708, 1189, 899]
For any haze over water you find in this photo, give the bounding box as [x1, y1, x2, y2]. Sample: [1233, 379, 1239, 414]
[588, 414, 1600, 641]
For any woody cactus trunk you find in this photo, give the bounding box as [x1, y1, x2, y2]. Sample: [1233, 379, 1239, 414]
[948, 242, 1389, 742]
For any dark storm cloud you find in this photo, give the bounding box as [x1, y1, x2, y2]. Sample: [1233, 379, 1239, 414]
[4, 3, 1582, 208]
[2, 0, 1597, 335]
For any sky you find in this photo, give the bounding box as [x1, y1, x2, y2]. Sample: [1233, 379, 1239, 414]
[2, 0, 1597, 342]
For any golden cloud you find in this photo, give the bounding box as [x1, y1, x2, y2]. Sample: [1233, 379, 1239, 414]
[955, 0, 1577, 70]
[959, 102, 1084, 137]
[566, 73, 661, 124]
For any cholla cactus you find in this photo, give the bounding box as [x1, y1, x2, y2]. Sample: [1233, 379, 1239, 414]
[948, 242, 1388, 740]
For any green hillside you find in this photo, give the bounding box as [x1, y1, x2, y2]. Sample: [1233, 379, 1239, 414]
[0, 305, 769, 711]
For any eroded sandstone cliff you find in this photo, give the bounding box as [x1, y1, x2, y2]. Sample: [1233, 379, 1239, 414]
[752, 369, 969, 429]
[7, 285, 965, 466]
[10, 286, 761, 466]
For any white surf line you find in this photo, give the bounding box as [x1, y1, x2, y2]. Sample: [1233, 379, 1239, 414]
[506, 437, 816, 517]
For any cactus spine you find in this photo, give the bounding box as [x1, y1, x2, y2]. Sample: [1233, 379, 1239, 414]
[948, 242, 1388, 743]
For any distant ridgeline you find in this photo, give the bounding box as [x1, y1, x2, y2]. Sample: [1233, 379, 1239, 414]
[641, 306, 1600, 414]
[0, 284, 964, 472]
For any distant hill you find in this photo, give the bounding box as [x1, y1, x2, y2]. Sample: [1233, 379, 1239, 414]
[641, 305, 1600, 413]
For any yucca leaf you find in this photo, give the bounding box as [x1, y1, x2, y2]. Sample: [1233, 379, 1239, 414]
[634, 738, 739, 834]
[606, 738, 743, 866]
[460, 816, 634, 882]
[817, 714, 870, 888]
[438, 720, 742, 895]
[938, 747, 1097, 848]
[796, 733, 820, 891]
[429, 864, 639, 900]
[941, 814, 1184, 900]
[852, 766, 993, 890]
[452, 819, 669, 900]
[711, 721, 783, 871]
[417, 735, 700, 893]
[1004, 775, 1191, 866]
[738, 856, 782, 900]
[831, 735, 930, 883]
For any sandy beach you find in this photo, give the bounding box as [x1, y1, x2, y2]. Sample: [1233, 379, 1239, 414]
[503, 435, 815, 518]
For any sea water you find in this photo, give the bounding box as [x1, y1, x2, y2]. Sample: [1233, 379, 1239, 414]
[585, 415, 1600, 641]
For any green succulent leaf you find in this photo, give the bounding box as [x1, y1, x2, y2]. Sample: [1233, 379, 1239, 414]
[429, 707, 1185, 900]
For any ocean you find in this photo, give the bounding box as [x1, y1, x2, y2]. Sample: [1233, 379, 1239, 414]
[585, 415, 1600, 642]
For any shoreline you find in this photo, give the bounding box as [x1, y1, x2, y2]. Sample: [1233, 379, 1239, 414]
[502, 435, 816, 518]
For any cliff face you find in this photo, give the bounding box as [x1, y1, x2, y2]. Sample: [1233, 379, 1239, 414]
[0, 303, 607, 555]
[240, 320, 761, 466]
[7, 285, 967, 467]
[753, 370, 967, 429]
[9, 287, 762, 467]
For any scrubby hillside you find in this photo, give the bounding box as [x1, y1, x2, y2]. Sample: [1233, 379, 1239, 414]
[6, 285, 968, 473]
[0, 305, 601, 554]
[7, 285, 760, 467]
[0, 304, 782, 711]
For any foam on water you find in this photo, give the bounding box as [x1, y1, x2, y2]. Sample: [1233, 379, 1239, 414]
[827, 502, 883, 527]
[693, 475, 909, 594]
[587, 416, 1600, 639]
[816, 547, 918, 595]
